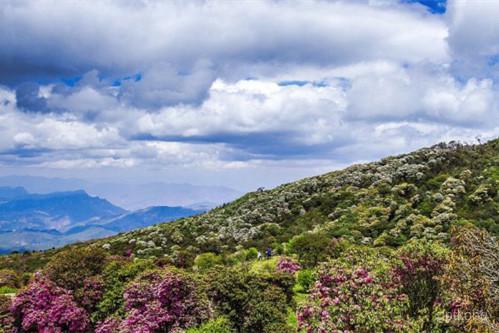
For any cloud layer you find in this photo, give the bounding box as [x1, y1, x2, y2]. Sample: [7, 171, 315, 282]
[0, 0, 498, 188]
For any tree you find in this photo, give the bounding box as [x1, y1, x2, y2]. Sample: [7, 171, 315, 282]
[94, 258, 154, 322]
[289, 232, 331, 267]
[392, 241, 448, 332]
[276, 257, 301, 274]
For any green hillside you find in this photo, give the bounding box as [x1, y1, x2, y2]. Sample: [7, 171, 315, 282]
[0, 139, 497, 332]
[95, 138, 498, 260]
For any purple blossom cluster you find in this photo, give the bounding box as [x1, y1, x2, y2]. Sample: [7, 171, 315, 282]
[10, 273, 90, 333]
[276, 257, 301, 274]
[297, 266, 410, 332]
[96, 270, 209, 333]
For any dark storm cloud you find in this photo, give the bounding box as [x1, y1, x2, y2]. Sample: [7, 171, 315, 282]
[15, 83, 48, 113]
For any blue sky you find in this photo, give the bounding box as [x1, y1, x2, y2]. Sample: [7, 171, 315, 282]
[0, 0, 498, 191]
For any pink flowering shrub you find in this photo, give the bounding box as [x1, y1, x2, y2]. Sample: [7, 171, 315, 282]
[78, 276, 104, 313]
[96, 268, 210, 333]
[392, 242, 448, 332]
[276, 257, 301, 274]
[297, 250, 414, 332]
[10, 273, 90, 333]
[95, 317, 120, 333]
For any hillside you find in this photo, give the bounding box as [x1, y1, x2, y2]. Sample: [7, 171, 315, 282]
[0, 139, 497, 332]
[94, 139, 498, 259]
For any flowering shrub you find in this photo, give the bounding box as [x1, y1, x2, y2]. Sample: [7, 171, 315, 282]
[297, 251, 414, 332]
[95, 317, 120, 333]
[392, 241, 448, 331]
[78, 275, 104, 313]
[276, 257, 301, 274]
[440, 226, 499, 331]
[94, 258, 154, 322]
[97, 268, 210, 333]
[10, 273, 90, 333]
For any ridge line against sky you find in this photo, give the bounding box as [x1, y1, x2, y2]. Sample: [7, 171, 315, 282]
[0, 0, 498, 190]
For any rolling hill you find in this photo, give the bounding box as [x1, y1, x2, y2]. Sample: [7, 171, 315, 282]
[94, 139, 498, 258]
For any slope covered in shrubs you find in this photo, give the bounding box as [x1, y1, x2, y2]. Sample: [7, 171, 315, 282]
[0, 139, 497, 332]
[97, 138, 499, 261]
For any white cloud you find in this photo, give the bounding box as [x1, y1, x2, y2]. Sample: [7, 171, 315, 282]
[0, 0, 447, 86]
[0, 0, 498, 189]
[447, 0, 499, 78]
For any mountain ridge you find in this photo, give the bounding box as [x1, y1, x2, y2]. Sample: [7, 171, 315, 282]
[88, 139, 498, 259]
[0, 189, 203, 252]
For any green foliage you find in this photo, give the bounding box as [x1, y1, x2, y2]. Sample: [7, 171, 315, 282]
[243, 286, 293, 333]
[0, 286, 16, 295]
[208, 266, 294, 333]
[186, 317, 234, 333]
[245, 247, 258, 260]
[45, 246, 107, 292]
[94, 258, 154, 321]
[296, 269, 314, 292]
[194, 252, 223, 271]
[289, 232, 332, 267]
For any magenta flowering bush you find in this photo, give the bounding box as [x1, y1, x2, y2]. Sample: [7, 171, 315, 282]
[79, 276, 104, 313]
[95, 317, 121, 333]
[10, 273, 90, 333]
[96, 268, 210, 333]
[276, 257, 301, 274]
[392, 242, 448, 331]
[297, 263, 413, 332]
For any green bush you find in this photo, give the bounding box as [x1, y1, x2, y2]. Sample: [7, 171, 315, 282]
[45, 246, 107, 292]
[186, 317, 234, 333]
[245, 247, 258, 261]
[289, 232, 331, 267]
[297, 269, 314, 292]
[208, 267, 294, 332]
[94, 258, 154, 321]
[195, 252, 223, 271]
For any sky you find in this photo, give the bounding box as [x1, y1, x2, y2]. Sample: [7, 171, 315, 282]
[0, 0, 498, 192]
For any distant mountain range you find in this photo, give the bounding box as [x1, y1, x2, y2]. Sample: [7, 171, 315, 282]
[0, 176, 241, 210]
[0, 186, 203, 253]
